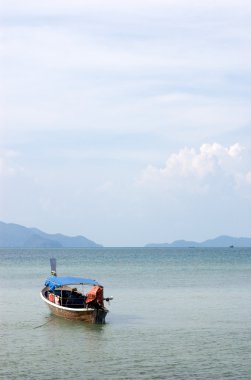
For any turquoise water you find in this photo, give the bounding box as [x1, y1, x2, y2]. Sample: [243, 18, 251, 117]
[0, 248, 251, 379]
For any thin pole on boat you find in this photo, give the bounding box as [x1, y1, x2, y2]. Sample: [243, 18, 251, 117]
[50, 258, 57, 276]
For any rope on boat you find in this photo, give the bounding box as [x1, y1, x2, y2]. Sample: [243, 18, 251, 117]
[33, 317, 53, 329]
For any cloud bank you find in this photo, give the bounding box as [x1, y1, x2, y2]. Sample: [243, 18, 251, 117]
[1, 1, 251, 245]
[139, 143, 251, 196]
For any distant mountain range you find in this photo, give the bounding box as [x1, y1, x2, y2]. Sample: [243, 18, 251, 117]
[0, 221, 250, 248]
[0, 222, 102, 248]
[145, 235, 251, 248]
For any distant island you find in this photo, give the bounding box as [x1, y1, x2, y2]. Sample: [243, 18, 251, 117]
[145, 235, 251, 248]
[1, 221, 251, 248]
[0, 221, 102, 248]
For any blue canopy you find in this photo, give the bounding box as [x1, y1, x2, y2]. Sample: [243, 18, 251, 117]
[45, 276, 99, 291]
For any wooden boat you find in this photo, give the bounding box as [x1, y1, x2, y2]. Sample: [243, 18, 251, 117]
[40, 258, 112, 324]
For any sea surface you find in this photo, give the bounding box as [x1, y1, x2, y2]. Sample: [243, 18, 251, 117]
[0, 248, 251, 380]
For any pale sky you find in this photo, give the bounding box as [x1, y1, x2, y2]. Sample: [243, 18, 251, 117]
[0, 0, 251, 246]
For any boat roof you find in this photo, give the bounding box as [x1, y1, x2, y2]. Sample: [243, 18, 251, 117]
[45, 276, 99, 291]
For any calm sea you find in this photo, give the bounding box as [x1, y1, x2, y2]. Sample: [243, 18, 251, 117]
[0, 248, 251, 380]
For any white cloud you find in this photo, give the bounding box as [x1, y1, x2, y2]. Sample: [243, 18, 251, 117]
[149, 94, 251, 137]
[1, 0, 251, 138]
[2, 0, 251, 15]
[0, 149, 21, 177]
[139, 143, 251, 195]
[96, 180, 114, 193]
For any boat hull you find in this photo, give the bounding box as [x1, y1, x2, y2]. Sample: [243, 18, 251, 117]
[40, 288, 108, 324]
